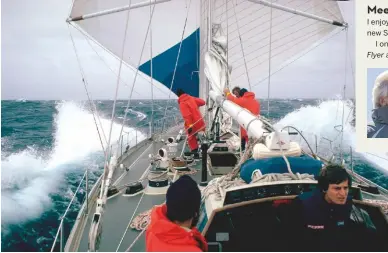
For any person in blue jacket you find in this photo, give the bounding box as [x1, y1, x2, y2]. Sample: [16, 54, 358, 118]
[278, 164, 386, 251]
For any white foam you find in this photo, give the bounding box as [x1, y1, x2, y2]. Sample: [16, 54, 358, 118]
[274, 99, 388, 174]
[124, 108, 147, 121]
[1, 101, 146, 226]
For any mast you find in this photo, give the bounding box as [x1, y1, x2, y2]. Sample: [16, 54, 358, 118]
[199, 0, 212, 118]
[206, 0, 349, 140]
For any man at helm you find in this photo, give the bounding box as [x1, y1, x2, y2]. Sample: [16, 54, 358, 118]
[279, 164, 386, 251]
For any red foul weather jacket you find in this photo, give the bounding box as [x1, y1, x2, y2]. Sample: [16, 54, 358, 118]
[226, 91, 260, 139]
[145, 204, 208, 252]
[178, 94, 206, 132]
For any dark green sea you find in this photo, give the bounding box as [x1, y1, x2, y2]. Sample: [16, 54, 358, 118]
[1, 99, 387, 251]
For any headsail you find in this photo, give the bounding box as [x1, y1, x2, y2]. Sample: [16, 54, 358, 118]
[69, 0, 201, 96]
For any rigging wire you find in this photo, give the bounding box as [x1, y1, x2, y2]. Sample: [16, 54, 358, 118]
[67, 24, 107, 156]
[232, 0, 252, 91]
[160, 0, 193, 132]
[249, 27, 345, 89]
[100, 0, 134, 201]
[116, 192, 146, 251]
[67, 23, 172, 98]
[266, 0, 273, 117]
[117, 2, 157, 152]
[226, 0, 229, 88]
[339, 27, 349, 161]
[150, 1, 155, 137]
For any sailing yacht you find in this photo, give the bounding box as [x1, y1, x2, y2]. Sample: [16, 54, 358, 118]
[51, 0, 388, 251]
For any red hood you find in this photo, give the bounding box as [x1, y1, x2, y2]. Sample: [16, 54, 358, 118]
[242, 91, 255, 99]
[178, 94, 191, 104]
[147, 205, 207, 250]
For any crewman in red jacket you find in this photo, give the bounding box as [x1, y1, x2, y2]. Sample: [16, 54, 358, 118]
[224, 87, 260, 150]
[177, 89, 206, 152]
[146, 175, 208, 252]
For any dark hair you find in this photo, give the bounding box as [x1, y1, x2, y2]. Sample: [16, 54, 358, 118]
[317, 164, 352, 191]
[239, 88, 248, 97]
[166, 175, 201, 222]
[232, 86, 241, 94]
[176, 89, 185, 97]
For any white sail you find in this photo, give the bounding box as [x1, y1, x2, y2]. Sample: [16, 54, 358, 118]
[70, 0, 200, 69]
[201, 0, 346, 90]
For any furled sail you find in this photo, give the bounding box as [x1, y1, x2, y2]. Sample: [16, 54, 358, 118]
[69, 0, 201, 96]
[201, 0, 346, 91]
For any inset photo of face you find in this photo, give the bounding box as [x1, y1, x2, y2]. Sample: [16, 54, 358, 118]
[367, 68, 388, 139]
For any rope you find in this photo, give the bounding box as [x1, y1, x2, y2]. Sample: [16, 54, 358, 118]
[251, 172, 314, 184]
[169, 164, 198, 176]
[202, 129, 314, 201]
[129, 209, 152, 231]
[128, 158, 197, 233]
[67, 24, 107, 156]
[202, 137, 261, 200]
[147, 170, 169, 181]
[125, 226, 147, 252]
[161, 0, 193, 132]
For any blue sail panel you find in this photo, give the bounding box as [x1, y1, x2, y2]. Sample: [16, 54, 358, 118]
[139, 28, 200, 97]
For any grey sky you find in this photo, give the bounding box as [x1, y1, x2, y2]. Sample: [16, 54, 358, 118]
[2, 0, 355, 100]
